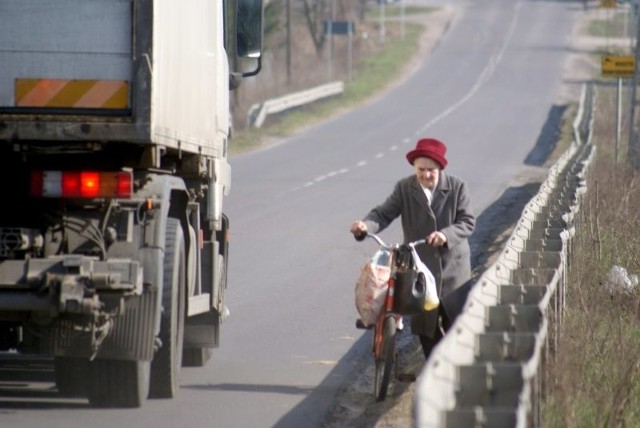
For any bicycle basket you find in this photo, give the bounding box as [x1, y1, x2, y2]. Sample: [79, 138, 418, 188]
[393, 245, 439, 314]
[355, 249, 392, 326]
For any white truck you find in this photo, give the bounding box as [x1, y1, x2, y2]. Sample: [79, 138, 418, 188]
[0, 0, 263, 407]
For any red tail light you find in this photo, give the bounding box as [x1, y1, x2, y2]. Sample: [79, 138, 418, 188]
[80, 172, 100, 197]
[31, 170, 133, 198]
[61, 171, 82, 197]
[116, 172, 132, 198]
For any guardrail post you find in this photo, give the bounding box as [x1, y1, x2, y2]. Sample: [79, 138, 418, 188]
[247, 82, 345, 128]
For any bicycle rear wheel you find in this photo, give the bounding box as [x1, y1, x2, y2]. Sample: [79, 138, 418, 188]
[374, 316, 397, 401]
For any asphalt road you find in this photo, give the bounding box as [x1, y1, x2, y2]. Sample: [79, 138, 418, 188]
[0, 0, 583, 427]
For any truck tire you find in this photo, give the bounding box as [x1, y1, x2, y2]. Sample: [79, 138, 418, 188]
[149, 217, 186, 398]
[54, 357, 88, 397]
[88, 359, 150, 407]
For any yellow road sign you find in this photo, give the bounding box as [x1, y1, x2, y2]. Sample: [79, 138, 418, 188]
[602, 55, 635, 77]
[600, 0, 616, 8]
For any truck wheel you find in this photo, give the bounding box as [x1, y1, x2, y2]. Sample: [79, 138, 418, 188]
[149, 217, 186, 398]
[54, 357, 88, 397]
[88, 359, 150, 407]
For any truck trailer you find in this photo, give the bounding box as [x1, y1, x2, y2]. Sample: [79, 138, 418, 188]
[0, 0, 263, 407]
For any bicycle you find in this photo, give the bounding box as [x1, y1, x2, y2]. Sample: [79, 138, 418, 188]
[355, 232, 439, 401]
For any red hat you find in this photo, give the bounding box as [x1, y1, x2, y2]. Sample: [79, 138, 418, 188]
[406, 138, 448, 169]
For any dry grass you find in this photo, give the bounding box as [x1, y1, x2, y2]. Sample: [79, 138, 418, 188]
[542, 84, 640, 427]
[232, 7, 396, 128]
[229, 4, 429, 154]
[587, 9, 633, 40]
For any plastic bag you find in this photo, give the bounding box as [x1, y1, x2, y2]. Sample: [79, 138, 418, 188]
[604, 265, 639, 295]
[394, 244, 439, 314]
[410, 244, 439, 311]
[355, 249, 391, 326]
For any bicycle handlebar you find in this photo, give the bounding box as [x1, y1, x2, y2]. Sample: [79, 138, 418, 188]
[358, 232, 426, 249]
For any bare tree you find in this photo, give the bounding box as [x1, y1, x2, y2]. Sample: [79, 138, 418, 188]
[301, 0, 328, 56]
[338, 0, 362, 21]
[300, 0, 362, 56]
[356, 0, 368, 21]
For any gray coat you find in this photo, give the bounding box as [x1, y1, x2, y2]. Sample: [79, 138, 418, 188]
[362, 171, 475, 337]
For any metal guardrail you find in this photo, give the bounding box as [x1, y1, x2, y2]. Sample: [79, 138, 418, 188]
[414, 83, 596, 428]
[573, 83, 594, 146]
[247, 81, 344, 128]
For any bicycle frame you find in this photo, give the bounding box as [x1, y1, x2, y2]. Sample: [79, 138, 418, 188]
[373, 257, 398, 359]
[360, 233, 427, 401]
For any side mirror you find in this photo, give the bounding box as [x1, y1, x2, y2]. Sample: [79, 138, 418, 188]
[237, 0, 263, 77]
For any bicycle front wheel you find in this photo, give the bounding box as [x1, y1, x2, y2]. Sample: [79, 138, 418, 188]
[374, 316, 397, 401]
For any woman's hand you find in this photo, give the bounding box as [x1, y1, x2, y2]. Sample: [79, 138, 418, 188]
[350, 220, 368, 240]
[427, 231, 447, 247]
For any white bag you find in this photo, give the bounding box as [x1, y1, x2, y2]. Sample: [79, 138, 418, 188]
[355, 249, 391, 326]
[409, 244, 439, 311]
[394, 244, 440, 314]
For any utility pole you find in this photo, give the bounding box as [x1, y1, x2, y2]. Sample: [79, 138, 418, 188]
[629, 3, 640, 168]
[401, 0, 405, 40]
[286, 0, 292, 84]
[327, 0, 335, 81]
[379, 1, 385, 43]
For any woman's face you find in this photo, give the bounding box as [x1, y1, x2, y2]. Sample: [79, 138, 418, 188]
[413, 157, 440, 190]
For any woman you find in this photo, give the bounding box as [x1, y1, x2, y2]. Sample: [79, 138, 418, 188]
[350, 138, 475, 358]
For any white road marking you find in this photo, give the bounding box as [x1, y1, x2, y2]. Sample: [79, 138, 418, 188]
[286, 3, 521, 194]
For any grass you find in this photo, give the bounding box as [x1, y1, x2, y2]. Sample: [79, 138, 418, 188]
[344, 24, 421, 100]
[588, 9, 635, 39]
[542, 84, 640, 427]
[365, 5, 435, 19]
[229, 18, 424, 155]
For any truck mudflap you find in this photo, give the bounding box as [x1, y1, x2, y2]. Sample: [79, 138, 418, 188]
[0, 255, 156, 360]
